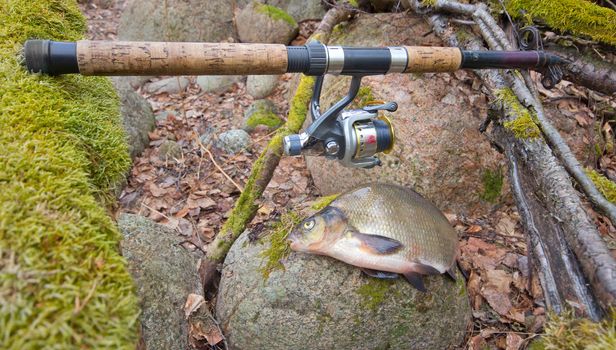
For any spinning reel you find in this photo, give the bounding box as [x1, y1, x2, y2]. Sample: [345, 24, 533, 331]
[283, 75, 397, 168]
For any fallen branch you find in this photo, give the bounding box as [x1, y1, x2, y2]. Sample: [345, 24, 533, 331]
[420, 0, 616, 225]
[545, 44, 616, 96]
[415, 1, 616, 317]
[200, 4, 354, 294]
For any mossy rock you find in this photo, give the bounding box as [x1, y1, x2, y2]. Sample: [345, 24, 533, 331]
[216, 230, 471, 349]
[236, 1, 299, 44]
[244, 99, 282, 131]
[0, 0, 138, 348]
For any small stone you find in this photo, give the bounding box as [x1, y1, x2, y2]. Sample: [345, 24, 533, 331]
[246, 75, 279, 99]
[236, 2, 299, 44]
[198, 127, 217, 147]
[215, 129, 251, 154]
[196, 76, 241, 94]
[144, 77, 190, 94]
[159, 140, 182, 160]
[243, 99, 282, 131]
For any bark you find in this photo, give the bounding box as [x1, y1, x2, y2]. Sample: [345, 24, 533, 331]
[425, 10, 616, 318]
[200, 5, 354, 295]
[546, 44, 616, 95]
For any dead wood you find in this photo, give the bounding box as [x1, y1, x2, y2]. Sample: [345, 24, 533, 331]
[200, 4, 354, 295]
[419, 3, 616, 318]
[545, 44, 616, 96]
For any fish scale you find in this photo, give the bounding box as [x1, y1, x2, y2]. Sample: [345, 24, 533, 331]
[329, 183, 456, 271]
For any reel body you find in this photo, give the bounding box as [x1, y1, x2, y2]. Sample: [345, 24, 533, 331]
[283, 72, 397, 169]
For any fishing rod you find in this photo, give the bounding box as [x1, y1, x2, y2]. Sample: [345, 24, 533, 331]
[23, 39, 565, 168]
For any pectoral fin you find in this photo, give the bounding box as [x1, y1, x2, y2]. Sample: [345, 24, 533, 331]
[446, 266, 457, 281]
[351, 231, 403, 254]
[402, 271, 427, 292]
[361, 268, 399, 279]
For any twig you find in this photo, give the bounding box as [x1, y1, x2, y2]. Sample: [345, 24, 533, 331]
[198, 141, 244, 193]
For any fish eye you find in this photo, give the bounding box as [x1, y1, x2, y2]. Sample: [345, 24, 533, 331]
[303, 220, 315, 230]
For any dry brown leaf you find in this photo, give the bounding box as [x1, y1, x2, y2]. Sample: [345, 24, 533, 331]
[481, 269, 513, 317]
[506, 333, 524, 350]
[184, 293, 205, 319]
[466, 225, 482, 233]
[187, 196, 216, 210]
[469, 334, 488, 350]
[148, 182, 167, 197]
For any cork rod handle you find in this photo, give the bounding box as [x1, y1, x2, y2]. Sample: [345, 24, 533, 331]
[76, 41, 289, 76]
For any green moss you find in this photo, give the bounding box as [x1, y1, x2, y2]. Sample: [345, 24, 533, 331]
[495, 88, 542, 139]
[421, 0, 437, 6]
[254, 2, 297, 27]
[530, 308, 616, 350]
[586, 168, 616, 203]
[352, 86, 377, 108]
[356, 278, 395, 311]
[347, 0, 359, 7]
[259, 211, 301, 279]
[311, 194, 340, 211]
[505, 0, 616, 46]
[0, 0, 138, 348]
[480, 167, 504, 203]
[246, 106, 282, 130]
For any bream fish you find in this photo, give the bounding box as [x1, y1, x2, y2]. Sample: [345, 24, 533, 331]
[288, 183, 458, 292]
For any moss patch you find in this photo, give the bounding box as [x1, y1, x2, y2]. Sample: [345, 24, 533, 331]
[480, 167, 504, 203]
[311, 194, 340, 211]
[356, 278, 395, 311]
[586, 168, 616, 203]
[530, 308, 616, 350]
[505, 0, 616, 46]
[0, 0, 138, 348]
[259, 211, 301, 279]
[495, 88, 542, 139]
[254, 2, 297, 27]
[351, 86, 377, 108]
[246, 104, 282, 130]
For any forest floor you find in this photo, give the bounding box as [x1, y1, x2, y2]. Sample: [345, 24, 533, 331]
[79, 1, 612, 349]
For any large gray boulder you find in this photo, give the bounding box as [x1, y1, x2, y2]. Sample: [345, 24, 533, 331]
[246, 75, 279, 99]
[216, 230, 471, 350]
[237, 0, 326, 22]
[302, 14, 506, 215]
[118, 214, 203, 350]
[118, 0, 235, 42]
[236, 2, 299, 44]
[111, 77, 155, 159]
